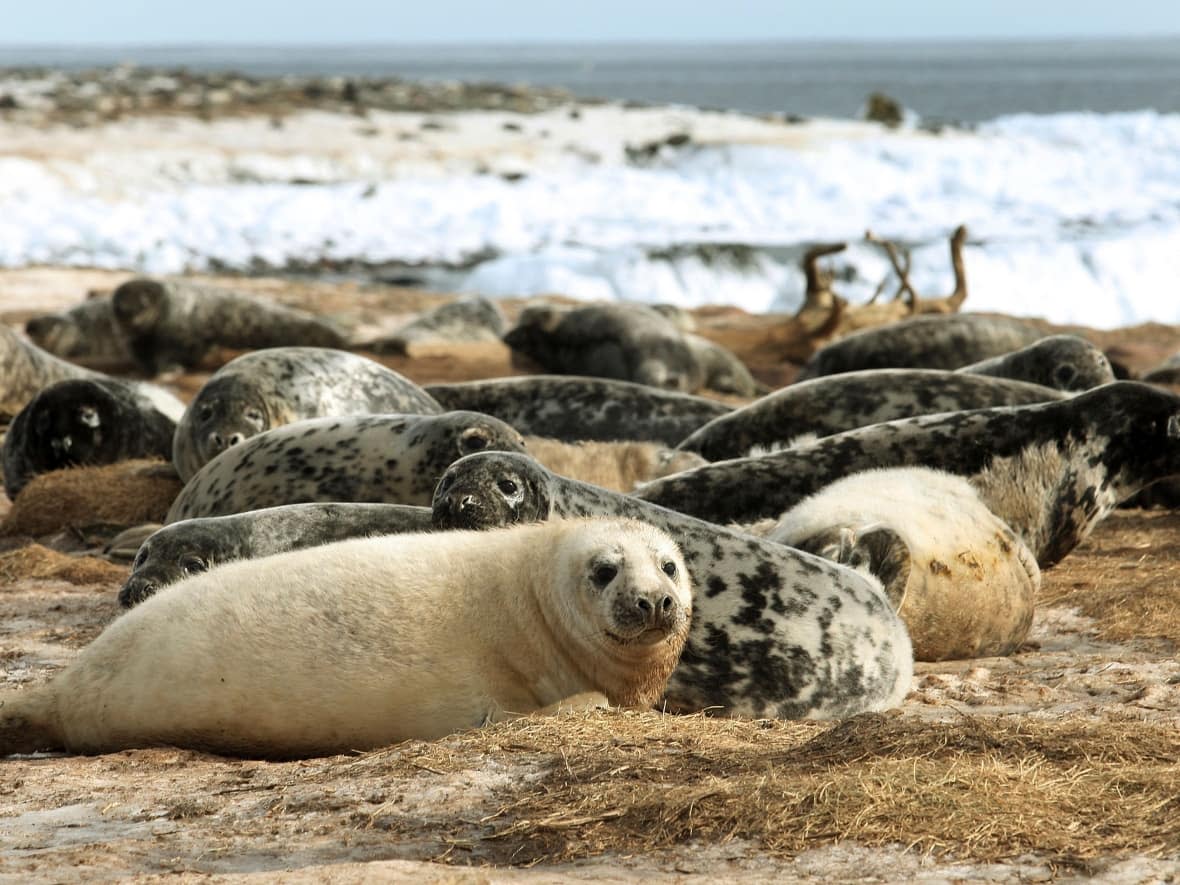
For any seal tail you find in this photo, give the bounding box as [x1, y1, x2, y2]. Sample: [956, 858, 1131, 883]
[0, 687, 63, 756]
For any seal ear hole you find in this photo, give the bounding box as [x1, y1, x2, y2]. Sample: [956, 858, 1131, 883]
[496, 478, 519, 497]
[180, 556, 208, 577]
[661, 560, 677, 578]
[592, 564, 618, 589]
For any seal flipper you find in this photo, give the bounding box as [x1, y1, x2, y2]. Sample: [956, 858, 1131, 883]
[794, 524, 912, 611]
[0, 688, 64, 756]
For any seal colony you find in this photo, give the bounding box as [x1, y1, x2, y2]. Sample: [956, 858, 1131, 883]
[676, 369, 1065, 461]
[0, 519, 692, 758]
[432, 451, 914, 719]
[166, 411, 528, 522]
[110, 277, 349, 375]
[119, 502, 434, 607]
[638, 382, 1180, 569]
[172, 347, 442, 481]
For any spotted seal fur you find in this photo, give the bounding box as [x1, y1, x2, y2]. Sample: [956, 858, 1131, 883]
[796, 314, 1045, 379]
[503, 302, 760, 396]
[110, 277, 348, 375]
[173, 347, 441, 481]
[166, 411, 527, 523]
[119, 502, 434, 607]
[957, 334, 1115, 391]
[676, 370, 1065, 461]
[638, 382, 1180, 568]
[425, 375, 732, 445]
[770, 467, 1041, 661]
[0, 519, 691, 758]
[3, 379, 179, 498]
[432, 451, 913, 719]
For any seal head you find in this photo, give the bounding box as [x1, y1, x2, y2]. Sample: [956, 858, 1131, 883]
[432, 451, 552, 530]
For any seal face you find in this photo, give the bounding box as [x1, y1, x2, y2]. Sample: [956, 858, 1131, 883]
[172, 347, 442, 481]
[676, 369, 1065, 461]
[770, 467, 1041, 662]
[425, 375, 732, 445]
[119, 502, 433, 607]
[110, 277, 349, 375]
[0, 519, 691, 758]
[796, 314, 1046, 379]
[2, 378, 177, 497]
[432, 451, 914, 720]
[166, 411, 528, 523]
[638, 382, 1180, 569]
[503, 302, 759, 396]
[958, 334, 1115, 391]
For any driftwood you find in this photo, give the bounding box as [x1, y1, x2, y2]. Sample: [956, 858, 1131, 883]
[865, 225, 969, 315]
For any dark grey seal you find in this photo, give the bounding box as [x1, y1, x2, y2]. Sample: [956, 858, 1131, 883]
[425, 375, 733, 445]
[110, 277, 348, 375]
[503, 302, 760, 396]
[676, 369, 1065, 461]
[173, 347, 441, 481]
[166, 410, 527, 523]
[119, 502, 432, 608]
[2, 378, 178, 497]
[638, 382, 1180, 568]
[796, 314, 1045, 380]
[366, 297, 506, 354]
[25, 295, 135, 372]
[957, 334, 1115, 391]
[430, 451, 913, 720]
[1142, 353, 1180, 386]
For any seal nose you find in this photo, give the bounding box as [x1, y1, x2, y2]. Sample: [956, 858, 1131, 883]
[636, 594, 676, 627]
[459, 494, 477, 512]
[208, 431, 225, 452]
[118, 578, 158, 609]
[227, 432, 245, 446]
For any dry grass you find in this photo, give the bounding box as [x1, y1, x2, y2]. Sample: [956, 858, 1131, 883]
[313, 710, 1180, 869]
[0, 543, 127, 585]
[1040, 510, 1180, 642]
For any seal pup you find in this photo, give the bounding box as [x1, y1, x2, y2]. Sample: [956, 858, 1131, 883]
[796, 314, 1045, 380]
[676, 370, 1065, 461]
[432, 451, 913, 720]
[769, 467, 1041, 661]
[637, 382, 1180, 569]
[958, 335, 1115, 392]
[365, 297, 506, 354]
[425, 375, 733, 445]
[25, 295, 135, 372]
[0, 519, 691, 758]
[503, 302, 760, 396]
[173, 347, 442, 481]
[166, 411, 528, 523]
[2, 379, 178, 498]
[119, 502, 433, 607]
[110, 277, 348, 375]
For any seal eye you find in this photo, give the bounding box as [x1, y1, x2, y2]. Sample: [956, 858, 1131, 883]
[496, 478, 518, 497]
[243, 407, 265, 428]
[462, 432, 489, 452]
[592, 564, 618, 588]
[181, 556, 208, 577]
[198, 404, 214, 423]
[662, 561, 677, 578]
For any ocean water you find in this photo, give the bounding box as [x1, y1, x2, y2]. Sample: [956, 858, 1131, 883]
[3, 39, 1180, 327]
[4, 38, 1180, 122]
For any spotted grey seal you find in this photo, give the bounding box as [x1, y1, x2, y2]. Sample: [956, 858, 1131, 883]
[110, 277, 348, 375]
[25, 295, 135, 372]
[676, 369, 1065, 461]
[173, 347, 441, 481]
[0, 519, 690, 758]
[366, 297, 506, 354]
[503, 302, 761, 396]
[957, 334, 1115, 391]
[796, 314, 1045, 380]
[638, 382, 1180, 568]
[119, 502, 433, 607]
[2, 378, 178, 498]
[770, 467, 1041, 661]
[425, 375, 732, 445]
[166, 411, 527, 523]
[431, 451, 913, 719]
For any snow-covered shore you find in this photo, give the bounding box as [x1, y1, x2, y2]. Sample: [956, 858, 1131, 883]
[2, 98, 1179, 328]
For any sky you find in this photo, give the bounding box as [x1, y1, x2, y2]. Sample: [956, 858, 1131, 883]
[3, 0, 1180, 44]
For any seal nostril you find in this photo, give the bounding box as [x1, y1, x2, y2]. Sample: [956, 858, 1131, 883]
[228, 433, 245, 446]
[459, 494, 476, 511]
[209, 433, 224, 450]
[636, 597, 652, 613]
[660, 595, 673, 612]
